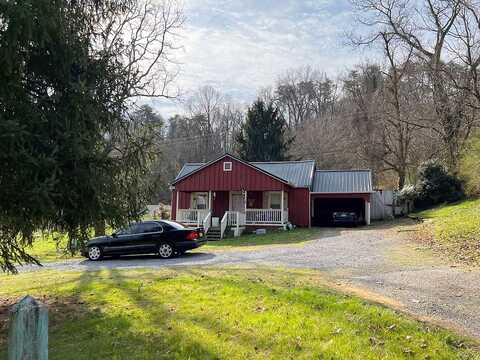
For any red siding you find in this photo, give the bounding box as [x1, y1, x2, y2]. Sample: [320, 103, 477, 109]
[175, 156, 289, 192]
[171, 190, 191, 220]
[288, 188, 310, 227]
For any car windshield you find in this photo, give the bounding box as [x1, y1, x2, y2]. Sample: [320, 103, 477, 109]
[161, 220, 184, 230]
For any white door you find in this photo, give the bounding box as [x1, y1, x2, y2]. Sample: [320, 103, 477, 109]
[231, 192, 245, 213]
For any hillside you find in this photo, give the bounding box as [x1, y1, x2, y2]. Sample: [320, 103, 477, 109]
[417, 199, 480, 265]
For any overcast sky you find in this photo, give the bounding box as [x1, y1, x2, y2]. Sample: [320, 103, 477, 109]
[149, 0, 375, 119]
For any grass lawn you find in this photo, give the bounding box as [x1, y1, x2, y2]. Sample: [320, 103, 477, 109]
[416, 198, 480, 265]
[26, 232, 82, 263]
[203, 228, 323, 250]
[0, 268, 478, 359]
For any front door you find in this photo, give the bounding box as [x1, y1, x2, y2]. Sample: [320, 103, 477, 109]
[231, 192, 245, 213]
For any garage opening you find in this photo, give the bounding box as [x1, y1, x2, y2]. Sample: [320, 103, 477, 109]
[312, 197, 365, 226]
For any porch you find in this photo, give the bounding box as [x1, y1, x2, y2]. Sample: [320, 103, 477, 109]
[175, 190, 289, 238]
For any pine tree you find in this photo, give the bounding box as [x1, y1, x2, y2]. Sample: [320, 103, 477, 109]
[0, 0, 180, 272]
[237, 100, 293, 161]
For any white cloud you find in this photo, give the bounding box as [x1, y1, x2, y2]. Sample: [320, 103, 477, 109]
[148, 0, 372, 119]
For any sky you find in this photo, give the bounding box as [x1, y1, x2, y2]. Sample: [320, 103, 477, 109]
[149, 0, 374, 119]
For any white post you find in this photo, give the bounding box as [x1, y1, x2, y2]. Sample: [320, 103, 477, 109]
[208, 191, 212, 211]
[176, 191, 179, 221]
[365, 200, 371, 225]
[236, 211, 240, 236]
[280, 190, 284, 226]
[244, 190, 247, 214]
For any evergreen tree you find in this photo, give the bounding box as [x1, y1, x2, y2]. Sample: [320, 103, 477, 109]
[0, 0, 181, 272]
[237, 100, 292, 161]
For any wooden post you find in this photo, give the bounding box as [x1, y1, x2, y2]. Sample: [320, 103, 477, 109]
[9, 296, 48, 360]
[280, 190, 284, 227]
[236, 211, 240, 236]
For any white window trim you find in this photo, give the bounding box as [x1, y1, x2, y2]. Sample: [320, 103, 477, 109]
[191, 192, 208, 210]
[223, 161, 232, 172]
[268, 191, 282, 209]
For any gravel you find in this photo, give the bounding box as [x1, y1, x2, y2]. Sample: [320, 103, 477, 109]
[18, 224, 480, 338]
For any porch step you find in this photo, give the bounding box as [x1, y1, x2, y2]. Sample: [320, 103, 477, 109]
[206, 227, 222, 241]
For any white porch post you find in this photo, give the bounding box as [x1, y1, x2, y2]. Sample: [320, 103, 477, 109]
[244, 190, 247, 214]
[280, 189, 284, 226]
[208, 191, 212, 211]
[236, 211, 240, 235]
[176, 191, 179, 221]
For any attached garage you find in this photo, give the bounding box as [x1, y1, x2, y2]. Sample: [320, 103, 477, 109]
[310, 170, 372, 226]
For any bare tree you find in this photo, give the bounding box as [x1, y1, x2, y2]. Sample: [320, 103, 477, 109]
[276, 66, 337, 127]
[96, 0, 184, 100]
[352, 0, 474, 172]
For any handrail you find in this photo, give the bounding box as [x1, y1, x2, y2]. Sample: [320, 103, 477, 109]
[203, 212, 211, 234]
[220, 212, 228, 239]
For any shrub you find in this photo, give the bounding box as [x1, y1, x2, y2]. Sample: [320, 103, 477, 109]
[414, 161, 465, 209]
[460, 132, 480, 197]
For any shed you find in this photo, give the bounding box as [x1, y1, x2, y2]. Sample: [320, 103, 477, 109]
[310, 170, 373, 226]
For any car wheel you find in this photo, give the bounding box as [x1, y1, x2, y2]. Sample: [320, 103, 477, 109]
[88, 246, 103, 261]
[158, 243, 175, 259]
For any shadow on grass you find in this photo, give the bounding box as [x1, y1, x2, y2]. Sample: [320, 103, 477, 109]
[2, 267, 478, 359]
[75, 252, 217, 268]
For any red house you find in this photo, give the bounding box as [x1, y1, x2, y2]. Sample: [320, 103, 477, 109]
[170, 154, 372, 238]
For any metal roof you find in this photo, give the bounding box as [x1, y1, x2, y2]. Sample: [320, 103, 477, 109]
[174, 159, 315, 188]
[175, 163, 203, 180]
[312, 170, 372, 193]
[251, 160, 315, 188]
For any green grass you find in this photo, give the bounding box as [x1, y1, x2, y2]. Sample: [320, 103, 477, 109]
[416, 198, 480, 264]
[26, 232, 82, 263]
[0, 268, 478, 359]
[204, 228, 323, 250]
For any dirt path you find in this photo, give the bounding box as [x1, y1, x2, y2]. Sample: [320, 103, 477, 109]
[17, 221, 480, 338]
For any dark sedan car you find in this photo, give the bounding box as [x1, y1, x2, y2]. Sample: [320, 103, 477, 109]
[332, 212, 359, 227]
[81, 220, 206, 261]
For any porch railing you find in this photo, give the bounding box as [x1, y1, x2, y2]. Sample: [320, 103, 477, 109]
[221, 211, 246, 238]
[178, 208, 288, 228]
[177, 209, 209, 226]
[203, 212, 212, 233]
[245, 209, 288, 224]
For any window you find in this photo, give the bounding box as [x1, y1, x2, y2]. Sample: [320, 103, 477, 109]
[161, 220, 185, 230]
[139, 223, 163, 233]
[269, 192, 282, 209]
[223, 161, 232, 171]
[192, 192, 208, 209]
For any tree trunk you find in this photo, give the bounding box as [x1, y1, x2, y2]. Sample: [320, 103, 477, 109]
[94, 220, 105, 237]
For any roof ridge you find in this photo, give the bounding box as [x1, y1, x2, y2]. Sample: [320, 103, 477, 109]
[315, 169, 371, 172]
[252, 160, 315, 164]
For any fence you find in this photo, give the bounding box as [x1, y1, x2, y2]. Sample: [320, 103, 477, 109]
[371, 190, 410, 221]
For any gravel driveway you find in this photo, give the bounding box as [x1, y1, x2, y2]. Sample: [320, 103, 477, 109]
[21, 222, 480, 338]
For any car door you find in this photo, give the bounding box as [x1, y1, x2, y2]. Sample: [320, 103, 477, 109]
[106, 224, 142, 254]
[135, 222, 164, 254]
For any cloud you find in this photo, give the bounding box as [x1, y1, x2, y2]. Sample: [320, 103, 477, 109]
[149, 0, 369, 119]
